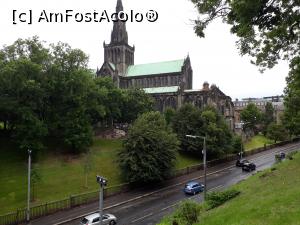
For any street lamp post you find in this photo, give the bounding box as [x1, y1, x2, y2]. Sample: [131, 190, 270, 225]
[96, 175, 107, 225]
[239, 142, 244, 160]
[27, 149, 32, 223]
[186, 134, 207, 200]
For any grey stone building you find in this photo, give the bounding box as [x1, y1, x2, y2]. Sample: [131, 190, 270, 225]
[97, 0, 234, 129]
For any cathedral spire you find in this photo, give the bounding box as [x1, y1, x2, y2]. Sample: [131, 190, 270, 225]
[116, 0, 124, 13]
[111, 0, 128, 44]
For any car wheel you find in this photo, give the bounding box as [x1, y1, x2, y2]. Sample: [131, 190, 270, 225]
[110, 220, 116, 225]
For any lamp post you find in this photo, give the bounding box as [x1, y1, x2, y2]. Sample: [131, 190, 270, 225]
[186, 134, 207, 200]
[27, 149, 32, 223]
[239, 141, 244, 160]
[96, 175, 107, 225]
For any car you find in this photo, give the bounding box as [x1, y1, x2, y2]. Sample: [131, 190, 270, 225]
[184, 181, 204, 195]
[275, 152, 286, 160]
[236, 159, 249, 167]
[242, 162, 256, 172]
[80, 213, 117, 225]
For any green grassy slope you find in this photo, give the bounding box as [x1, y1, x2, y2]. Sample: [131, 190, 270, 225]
[244, 134, 274, 151]
[0, 138, 200, 215]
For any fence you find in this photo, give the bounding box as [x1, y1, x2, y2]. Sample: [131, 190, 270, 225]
[0, 138, 299, 225]
[0, 183, 130, 225]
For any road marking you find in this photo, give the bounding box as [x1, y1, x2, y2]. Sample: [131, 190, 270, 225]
[208, 185, 224, 192]
[131, 213, 153, 223]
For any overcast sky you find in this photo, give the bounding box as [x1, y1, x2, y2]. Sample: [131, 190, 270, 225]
[0, 0, 289, 100]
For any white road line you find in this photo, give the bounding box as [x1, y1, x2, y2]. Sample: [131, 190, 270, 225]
[208, 185, 224, 192]
[131, 213, 153, 223]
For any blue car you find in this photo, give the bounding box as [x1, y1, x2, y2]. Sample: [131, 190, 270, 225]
[184, 181, 204, 195]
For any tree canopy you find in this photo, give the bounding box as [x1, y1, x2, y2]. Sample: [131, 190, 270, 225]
[191, 0, 300, 71]
[119, 111, 179, 184]
[284, 56, 300, 135]
[262, 102, 275, 135]
[240, 103, 262, 133]
[171, 104, 234, 158]
[0, 37, 154, 153]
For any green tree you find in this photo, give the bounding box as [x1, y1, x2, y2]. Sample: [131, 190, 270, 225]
[201, 106, 233, 158]
[232, 135, 243, 154]
[267, 122, 287, 143]
[191, 0, 300, 72]
[262, 102, 275, 135]
[240, 103, 262, 134]
[284, 57, 300, 136]
[172, 104, 204, 152]
[164, 107, 176, 125]
[119, 111, 179, 184]
[120, 88, 154, 124]
[172, 104, 233, 158]
[0, 37, 96, 153]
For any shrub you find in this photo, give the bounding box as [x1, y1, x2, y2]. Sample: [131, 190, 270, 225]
[172, 200, 202, 225]
[206, 189, 240, 209]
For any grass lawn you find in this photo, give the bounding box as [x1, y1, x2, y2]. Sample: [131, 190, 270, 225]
[244, 134, 274, 151]
[0, 138, 201, 215]
[0, 138, 124, 214]
[159, 152, 300, 225]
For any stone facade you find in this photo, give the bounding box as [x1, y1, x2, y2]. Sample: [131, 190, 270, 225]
[97, 0, 234, 130]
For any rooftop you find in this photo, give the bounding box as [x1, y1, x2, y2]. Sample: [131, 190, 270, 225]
[126, 59, 184, 77]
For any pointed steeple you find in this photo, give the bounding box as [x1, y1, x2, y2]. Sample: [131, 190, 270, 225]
[116, 0, 124, 12]
[111, 0, 128, 44]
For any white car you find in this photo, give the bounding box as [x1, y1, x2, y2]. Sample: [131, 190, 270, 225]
[80, 213, 117, 225]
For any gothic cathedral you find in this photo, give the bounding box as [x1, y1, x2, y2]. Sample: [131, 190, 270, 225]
[97, 0, 235, 130]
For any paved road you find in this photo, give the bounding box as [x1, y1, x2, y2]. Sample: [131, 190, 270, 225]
[31, 142, 300, 225]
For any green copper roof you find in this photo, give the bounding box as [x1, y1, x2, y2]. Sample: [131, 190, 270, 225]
[126, 59, 184, 77]
[109, 62, 116, 71]
[143, 86, 179, 94]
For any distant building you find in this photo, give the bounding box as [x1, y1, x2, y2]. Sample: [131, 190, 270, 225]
[234, 95, 284, 130]
[96, 0, 234, 129]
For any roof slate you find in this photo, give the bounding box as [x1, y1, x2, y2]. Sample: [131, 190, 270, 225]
[126, 59, 184, 77]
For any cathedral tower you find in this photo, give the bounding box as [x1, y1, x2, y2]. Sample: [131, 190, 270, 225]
[101, 0, 135, 76]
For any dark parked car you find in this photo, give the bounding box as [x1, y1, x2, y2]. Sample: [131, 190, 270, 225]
[275, 152, 286, 160]
[184, 181, 204, 195]
[236, 159, 249, 167]
[242, 162, 256, 172]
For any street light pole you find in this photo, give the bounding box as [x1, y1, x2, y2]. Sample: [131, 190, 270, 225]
[27, 149, 32, 223]
[202, 136, 207, 201]
[96, 175, 107, 225]
[186, 134, 207, 201]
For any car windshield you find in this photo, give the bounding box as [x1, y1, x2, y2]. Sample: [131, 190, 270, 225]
[81, 218, 89, 224]
[185, 184, 192, 188]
